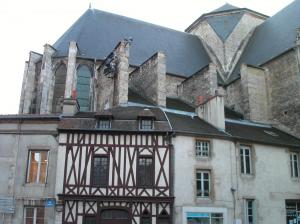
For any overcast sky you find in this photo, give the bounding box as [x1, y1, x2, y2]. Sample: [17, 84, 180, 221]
[0, 0, 293, 114]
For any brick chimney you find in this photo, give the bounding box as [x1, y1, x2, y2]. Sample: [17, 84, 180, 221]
[196, 89, 225, 130]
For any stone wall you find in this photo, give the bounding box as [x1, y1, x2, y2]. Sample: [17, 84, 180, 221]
[177, 63, 217, 106]
[225, 78, 244, 114]
[0, 119, 59, 224]
[188, 12, 265, 81]
[240, 64, 269, 123]
[129, 52, 166, 107]
[263, 49, 300, 138]
[165, 74, 185, 98]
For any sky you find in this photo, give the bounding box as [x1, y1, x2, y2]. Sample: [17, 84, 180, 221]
[0, 0, 294, 114]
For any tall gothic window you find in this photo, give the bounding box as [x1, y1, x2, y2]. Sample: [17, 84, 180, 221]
[52, 64, 67, 113]
[76, 65, 92, 111]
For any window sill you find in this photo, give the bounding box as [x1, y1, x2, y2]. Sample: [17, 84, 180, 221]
[291, 177, 300, 182]
[195, 197, 213, 204]
[240, 174, 255, 179]
[24, 182, 47, 187]
[195, 157, 210, 161]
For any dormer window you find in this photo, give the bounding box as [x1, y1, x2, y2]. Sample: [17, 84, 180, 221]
[140, 118, 154, 130]
[95, 111, 113, 130]
[97, 119, 111, 129]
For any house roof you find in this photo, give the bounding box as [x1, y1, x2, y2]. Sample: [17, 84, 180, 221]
[53, 9, 210, 77]
[229, 0, 300, 82]
[226, 119, 300, 148]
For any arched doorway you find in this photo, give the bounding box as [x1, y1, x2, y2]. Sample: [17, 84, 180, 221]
[100, 209, 130, 224]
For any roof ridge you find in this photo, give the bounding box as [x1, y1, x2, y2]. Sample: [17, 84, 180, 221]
[91, 8, 195, 37]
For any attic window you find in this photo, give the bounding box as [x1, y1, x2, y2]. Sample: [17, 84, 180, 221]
[140, 119, 154, 130]
[263, 130, 279, 137]
[97, 119, 111, 129]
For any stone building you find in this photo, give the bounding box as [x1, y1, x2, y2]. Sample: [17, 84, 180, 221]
[1, 1, 300, 224]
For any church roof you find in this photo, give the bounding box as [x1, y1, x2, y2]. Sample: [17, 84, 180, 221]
[229, 0, 300, 83]
[210, 3, 240, 13]
[53, 9, 210, 77]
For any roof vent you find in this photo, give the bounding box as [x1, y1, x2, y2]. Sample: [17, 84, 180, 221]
[263, 130, 279, 137]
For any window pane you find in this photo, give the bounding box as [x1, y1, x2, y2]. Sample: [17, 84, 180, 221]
[245, 155, 251, 174]
[85, 216, 96, 224]
[196, 170, 210, 197]
[39, 152, 48, 183]
[92, 156, 108, 186]
[137, 157, 153, 187]
[140, 119, 153, 130]
[141, 217, 151, 224]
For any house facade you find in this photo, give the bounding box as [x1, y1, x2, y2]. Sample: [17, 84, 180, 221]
[0, 1, 300, 224]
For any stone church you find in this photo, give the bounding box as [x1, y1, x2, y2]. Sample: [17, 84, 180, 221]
[1, 1, 300, 224]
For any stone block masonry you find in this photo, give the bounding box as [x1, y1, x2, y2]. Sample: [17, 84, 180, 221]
[130, 52, 166, 107]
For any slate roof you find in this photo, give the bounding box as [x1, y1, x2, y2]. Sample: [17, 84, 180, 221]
[226, 120, 300, 148]
[229, 0, 300, 83]
[206, 12, 244, 42]
[166, 112, 227, 137]
[53, 9, 210, 77]
[210, 3, 240, 13]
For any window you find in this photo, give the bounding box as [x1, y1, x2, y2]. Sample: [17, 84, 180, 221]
[141, 210, 151, 224]
[137, 157, 153, 187]
[84, 216, 96, 224]
[140, 119, 153, 130]
[290, 152, 299, 178]
[97, 119, 111, 129]
[91, 156, 109, 187]
[77, 65, 92, 112]
[101, 209, 129, 220]
[240, 145, 252, 174]
[187, 212, 223, 224]
[25, 207, 45, 224]
[26, 150, 49, 183]
[245, 199, 255, 224]
[196, 170, 210, 197]
[52, 64, 67, 113]
[286, 200, 300, 224]
[195, 140, 210, 157]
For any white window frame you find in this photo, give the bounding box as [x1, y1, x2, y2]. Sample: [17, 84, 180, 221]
[24, 206, 45, 224]
[240, 145, 252, 174]
[195, 140, 210, 158]
[26, 150, 49, 183]
[290, 152, 299, 178]
[244, 199, 255, 224]
[196, 170, 210, 198]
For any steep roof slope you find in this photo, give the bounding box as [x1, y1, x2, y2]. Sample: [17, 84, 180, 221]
[53, 9, 210, 77]
[229, 0, 300, 82]
[211, 3, 240, 13]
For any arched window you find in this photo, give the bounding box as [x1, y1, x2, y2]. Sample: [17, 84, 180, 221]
[52, 64, 67, 113]
[76, 65, 92, 111]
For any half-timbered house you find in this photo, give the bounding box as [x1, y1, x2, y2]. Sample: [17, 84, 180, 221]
[55, 107, 174, 224]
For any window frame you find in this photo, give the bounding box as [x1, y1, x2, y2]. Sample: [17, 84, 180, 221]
[96, 119, 112, 130]
[139, 118, 154, 131]
[195, 139, 210, 158]
[26, 150, 49, 184]
[136, 155, 154, 188]
[244, 199, 255, 224]
[90, 154, 109, 187]
[196, 169, 211, 198]
[240, 145, 253, 175]
[290, 152, 299, 178]
[24, 206, 45, 224]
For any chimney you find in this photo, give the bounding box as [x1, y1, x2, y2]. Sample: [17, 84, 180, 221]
[196, 89, 225, 130]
